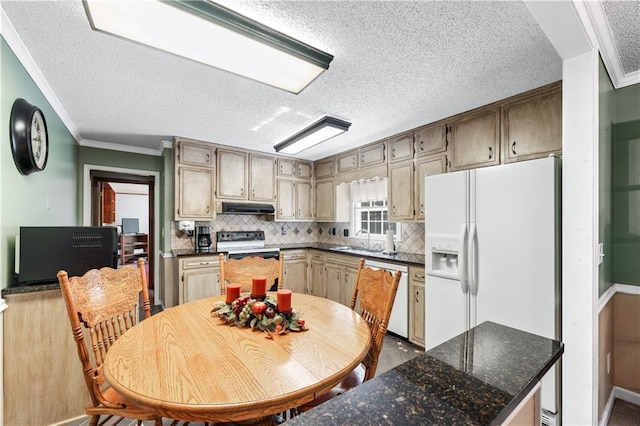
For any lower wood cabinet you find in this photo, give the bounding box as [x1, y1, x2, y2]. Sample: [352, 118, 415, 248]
[3, 290, 89, 425]
[177, 255, 220, 304]
[282, 250, 308, 294]
[325, 254, 360, 307]
[309, 251, 326, 297]
[409, 266, 425, 348]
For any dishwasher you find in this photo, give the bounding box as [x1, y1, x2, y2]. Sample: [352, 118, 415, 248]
[364, 259, 409, 338]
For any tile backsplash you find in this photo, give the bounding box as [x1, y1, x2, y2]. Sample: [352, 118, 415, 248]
[171, 215, 425, 255]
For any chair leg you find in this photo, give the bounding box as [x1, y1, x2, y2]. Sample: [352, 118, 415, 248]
[89, 415, 100, 426]
[153, 419, 162, 426]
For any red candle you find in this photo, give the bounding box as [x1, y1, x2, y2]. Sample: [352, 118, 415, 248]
[226, 284, 241, 304]
[252, 276, 267, 297]
[277, 289, 292, 312]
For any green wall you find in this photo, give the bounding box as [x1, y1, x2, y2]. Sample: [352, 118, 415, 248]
[612, 83, 640, 286]
[599, 58, 614, 295]
[1, 37, 79, 288]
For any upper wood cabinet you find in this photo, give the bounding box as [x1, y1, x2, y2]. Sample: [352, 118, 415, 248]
[276, 179, 295, 220]
[249, 154, 276, 202]
[501, 82, 562, 163]
[359, 141, 386, 167]
[102, 183, 116, 223]
[415, 154, 447, 221]
[278, 158, 312, 180]
[415, 123, 447, 157]
[176, 138, 215, 168]
[388, 159, 414, 221]
[217, 148, 247, 200]
[276, 178, 313, 221]
[174, 138, 215, 220]
[449, 107, 500, 171]
[217, 149, 275, 201]
[315, 158, 335, 179]
[315, 178, 335, 221]
[388, 133, 414, 163]
[296, 180, 313, 220]
[337, 150, 359, 173]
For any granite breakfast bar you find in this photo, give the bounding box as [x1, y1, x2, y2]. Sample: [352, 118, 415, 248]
[286, 321, 564, 425]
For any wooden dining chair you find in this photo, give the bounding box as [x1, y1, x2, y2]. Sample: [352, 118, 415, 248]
[218, 253, 284, 294]
[295, 257, 401, 414]
[57, 258, 163, 426]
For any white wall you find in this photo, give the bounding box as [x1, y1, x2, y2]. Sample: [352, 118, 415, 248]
[115, 193, 149, 234]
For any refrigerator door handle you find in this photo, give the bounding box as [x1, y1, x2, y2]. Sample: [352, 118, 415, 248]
[459, 223, 469, 293]
[469, 223, 478, 296]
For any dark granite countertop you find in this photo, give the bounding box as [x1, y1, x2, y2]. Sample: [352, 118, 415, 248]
[173, 243, 425, 267]
[286, 321, 563, 425]
[2, 281, 61, 297]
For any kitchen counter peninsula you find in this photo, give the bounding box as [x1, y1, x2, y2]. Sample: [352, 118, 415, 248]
[285, 321, 563, 425]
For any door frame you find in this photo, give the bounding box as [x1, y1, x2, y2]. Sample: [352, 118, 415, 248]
[83, 164, 161, 305]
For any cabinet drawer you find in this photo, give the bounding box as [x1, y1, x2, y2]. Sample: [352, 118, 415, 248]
[410, 267, 425, 282]
[388, 133, 414, 162]
[359, 141, 386, 167]
[282, 250, 307, 261]
[180, 256, 219, 270]
[315, 159, 335, 178]
[337, 150, 359, 173]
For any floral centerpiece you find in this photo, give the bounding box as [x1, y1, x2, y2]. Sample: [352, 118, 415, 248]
[211, 282, 307, 336]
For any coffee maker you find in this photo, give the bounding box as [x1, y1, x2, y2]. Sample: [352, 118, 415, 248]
[195, 226, 212, 253]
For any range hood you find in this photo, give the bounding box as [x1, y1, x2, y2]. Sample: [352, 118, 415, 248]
[217, 202, 275, 215]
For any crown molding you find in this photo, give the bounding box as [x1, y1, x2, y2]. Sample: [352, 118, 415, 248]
[0, 6, 82, 140]
[580, 1, 640, 89]
[79, 138, 167, 156]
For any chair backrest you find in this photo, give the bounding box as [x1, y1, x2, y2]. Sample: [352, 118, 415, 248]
[57, 258, 151, 407]
[349, 258, 401, 381]
[218, 253, 284, 294]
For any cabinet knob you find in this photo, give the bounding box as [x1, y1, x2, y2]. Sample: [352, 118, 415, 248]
[252, 188, 255, 197]
[512, 141, 517, 155]
[488, 146, 493, 160]
[392, 148, 396, 158]
[419, 140, 424, 151]
[420, 203, 424, 214]
[240, 187, 244, 196]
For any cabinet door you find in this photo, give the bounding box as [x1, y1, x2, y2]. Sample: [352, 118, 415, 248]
[249, 154, 275, 201]
[296, 161, 313, 180]
[315, 179, 335, 221]
[176, 139, 215, 168]
[502, 84, 562, 163]
[449, 108, 500, 171]
[310, 259, 325, 297]
[343, 265, 360, 310]
[389, 160, 414, 221]
[102, 183, 116, 223]
[183, 268, 220, 303]
[389, 133, 414, 163]
[277, 158, 295, 177]
[415, 123, 447, 157]
[409, 280, 425, 347]
[283, 259, 308, 294]
[325, 263, 342, 302]
[295, 181, 313, 220]
[276, 179, 295, 220]
[337, 150, 359, 173]
[415, 154, 447, 221]
[315, 159, 335, 179]
[175, 165, 215, 220]
[217, 149, 247, 199]
[360, 141, 386, 167]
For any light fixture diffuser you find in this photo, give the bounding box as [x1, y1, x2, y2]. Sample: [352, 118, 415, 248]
[83, 0, 333, 94]
[274, 116, 351, 155]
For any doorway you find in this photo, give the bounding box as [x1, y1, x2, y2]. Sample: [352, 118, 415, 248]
[88, 169, 157, 302]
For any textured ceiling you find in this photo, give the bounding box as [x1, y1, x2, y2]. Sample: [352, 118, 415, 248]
[602, 0, 640, 75]
[2, 0, 564, 160]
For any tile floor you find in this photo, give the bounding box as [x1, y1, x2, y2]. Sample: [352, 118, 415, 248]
[608, 399, 640, 426]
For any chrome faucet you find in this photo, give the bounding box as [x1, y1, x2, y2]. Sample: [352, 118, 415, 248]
[355, 229, 370, 250]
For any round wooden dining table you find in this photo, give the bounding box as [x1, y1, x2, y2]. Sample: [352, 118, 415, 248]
[103, 293, 372, 423]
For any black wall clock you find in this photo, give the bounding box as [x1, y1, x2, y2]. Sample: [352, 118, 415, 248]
[10, 98, 49, 175]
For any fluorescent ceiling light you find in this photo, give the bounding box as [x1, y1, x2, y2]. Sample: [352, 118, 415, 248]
[274, 116, 351, 155]
[83, 0, 333, 94]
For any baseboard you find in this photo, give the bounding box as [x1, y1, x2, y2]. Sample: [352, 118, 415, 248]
[600, 387, 640, 425]
[49, 414, 88, 426]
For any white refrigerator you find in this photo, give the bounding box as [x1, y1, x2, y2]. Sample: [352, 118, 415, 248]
[424, 156, 560, 416]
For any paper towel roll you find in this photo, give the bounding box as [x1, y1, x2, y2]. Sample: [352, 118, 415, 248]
[385, 230, 395, 253]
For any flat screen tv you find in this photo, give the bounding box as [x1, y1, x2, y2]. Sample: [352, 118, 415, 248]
[122, 218, 139, 234]
[16, 226, 118, 285]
